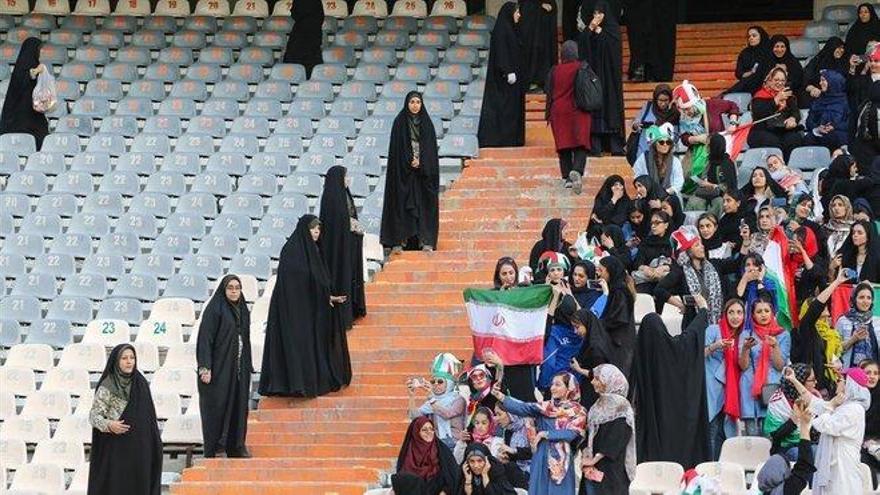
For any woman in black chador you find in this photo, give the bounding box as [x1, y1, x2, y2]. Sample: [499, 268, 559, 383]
[380, 92, 440, 252]
[478, 2, 526, 148]
[0, 37, 49, 149]
[518, 0, 558, 90]
[259, 215, 351, 397]
[282, 0, 324, 79]
[88, 344, 162, 495]
[197, 275, 253, 458]
[320, 165, 367, 330]
[624, 0, 677, 83]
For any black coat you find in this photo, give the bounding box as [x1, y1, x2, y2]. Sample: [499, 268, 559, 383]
[0, 37, 48, 149]
[453, 444, 518, 495]
[478, 2, 526, 147]
[725, 26, 773, 95]
[791, 299, 836, 395]
[634, 311, 710, 468]
[320, 165, 367, 329]
[518, 0, 558, 87]
[380, 92, 440, 249]
[579, 0, 625, 136]
[623, 0, 677, 81]
[529, 218, 571, 283]
[578, 418, 632, 495]
[572, 309, 617, 408]
[197, 275, 253, 457]
[259, 214, 349, 397]
[282, 0, 324, 78]
[89, 345, 162, 495]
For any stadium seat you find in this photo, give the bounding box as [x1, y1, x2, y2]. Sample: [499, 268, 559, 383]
[153, 391, 183, 419]
[231, 116, 272, 138]
[143, 171, 187, 197]
[112, 273, 160, 302]
[2, 234, 45, 258]
[95, 297, 144, 325]
[788, 146, 831, 172]
[351, 0, 386, 17]
[255, 80, 294, 103]
[179, 254, 224, 280]
[132, 340, 161, 372]
[694, 462, 747, 492]
[151, 367, 197, 397]
[55, 416, 92, 444]
[198, 232, 240, 258]
[99, 116, 140, 138]
[128, 81, 166, 102]
[61, 272, 108, 300]
[429, 0, 464, 17]
[254, 30, 286, 48]
[390, 0, 426, 17]
[266, 192, 309, 218]
[194, 0, 230, 16]
[269, 64, 307, 84]
[164, 273, 210, 302]
[114, 0, 149, 14]
[0, 391, 15, 420]
[1, 415, 50, 443]
[213, 30, 249, 49]
[237, 171, 282, 195]
[629, 462, 684, 493]
[11, 272, 57, 300]
[41, 366, 91, 397]
[35, 193, 77, 218]
[154, 0, 190, 14]
[164, 343, 196, 368]
[73, 0, 110, 14]
[719, 436, 771, 471]
[82, 192, 125, 217]
[0, 318, 22, 347]
[258, 213, 299, 236]
[288, 97, 327, 120]
[161, 413, 203, 443]
[87, 134, 128, 157]
[81, 254, 126, 280]
[151, 298, 196, 325]
[9, 463, 66, 493]
[177, 192, 219, 219]
[22, 390, 72, 419]
[32, 252, 75, 278]
[789, 37, 819, 59]
[244, 233, 286, 258]
[0, 366, 36, 396]
[1, 133, 37, 155]
[56, 116, 95, 138]
[0, 252, 26, 279]
[58, 341, 108, 371]
[130, 192, 173, 218]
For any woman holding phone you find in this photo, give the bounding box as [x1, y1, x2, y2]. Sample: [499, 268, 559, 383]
[705, 299, 747, 460]
[747, 67, 805, 161]
[835, 282, 880, 367]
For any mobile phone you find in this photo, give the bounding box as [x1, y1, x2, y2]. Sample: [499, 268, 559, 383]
[682, 295, 697, 306]
[586, 280, 603, 290]
[843, 267, 858, 281]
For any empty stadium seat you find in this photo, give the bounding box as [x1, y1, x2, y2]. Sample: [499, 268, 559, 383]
[788, 146, 831, 172]
[178, 254, 224, 280]
[151, 298, 197, 325]
[83, 318, 132, 347]
[10, 463, 66, 492]
[96, 297, 144, 325]
[42, 366, 91, 397]
[0, 366, 37, 396]
[390, 0, 426, 17]
[59, 342, 107, 372]
[46, 296, 93, 324]
[153, 391, 183, 419]
[151, 367, 197, 396]
[803, 21, 838, 40]
[81, 254, 126, 280]
[694, 461, 747, 492]
[22, 390, 72, 419]
[629, 462, 684, 493]
[719, 436, 771, 471]
[0, 439, 28, 469]
[155, 0, 191, 15]
[1, 415, 51, 443]
[132, 340, 161, 372]
[55, 416, 92, 444]
[161, 413, 203, 443]
[61, 272, 108, 300]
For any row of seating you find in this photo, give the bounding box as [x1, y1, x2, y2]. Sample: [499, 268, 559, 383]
[1, 459, 90, 494]
[0, 0, 472, 19]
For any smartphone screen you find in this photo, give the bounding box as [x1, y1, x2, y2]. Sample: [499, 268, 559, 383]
[682, 295, 696, 306]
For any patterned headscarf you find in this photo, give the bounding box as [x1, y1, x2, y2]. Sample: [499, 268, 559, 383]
[672, 226, 724, 324]
[464, 364, 494, 425]
[470, 406, 498, 444]
[781, 363, 812, 402]
[585, 364, 636, 480]
[536, 372, 587, 485]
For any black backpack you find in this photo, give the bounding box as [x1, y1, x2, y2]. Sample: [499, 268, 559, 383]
[574, 62, 603, 112]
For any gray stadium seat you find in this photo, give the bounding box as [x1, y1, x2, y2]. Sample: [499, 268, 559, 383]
[40, 134, 80, 156]
[130, 192, 172, 218]
[53, 78, 82, 102]
[385, 15, 418, 33]
[361, 116, 395, 135]
[6, 171, 48, 196]
[361, 47, 397, 66]
[236, 48, 274, 67]
[84, 80, 124, 101]
[459, 97, 482, 116]
[264, 135, 305, 156]
[425, 80, 462, 101]
[268, 64, 307, 84]
[789, 146, 831, 172]
[116, 211, 160, 238]
[287, 97, 327, 120]
[170, 80, 208, 101]
[116, 152, 159, 176]
[244, 233, 286, 258]
[221, 193, 264, 219]
[174, 133, 216, 156]
[97, 232, 141, 258]
[258, 213, 298, 236]
[0, 318, 22, 347]
[381, 81, 419, 100]
[98, 171, 140, 196]
[311, 63, 349, 84]
[436, 63, 473, 84]
[282, 172, 323, 196]
[374, 29, 410, 49]
[152, 232, 193, 257]
[158, 97, 198, 119]
[163, 273, 210, 301]
[266, 192, 309, 218]
[206, 152, 248, 177]
[55, 116, 95, 137]
[0, 295, 42, 322]
[352, 134, 389, 156]
[439, 134, 478, 157]
[789, 38, 819, 60]
[20, 213, 62, 238]
[96, 297, 143, 325]
[132, 29, 168, 49]
[0, 253, 26, 279]
[67, 213, 111, 237]
[198, 233, 240, 257]
[424, 16, 456, 33]
[445, 46, 479, 66]
[802, 21, 838, 41]
[213, 30, 248, 49]
[231, 116, 272, 138]
[128, 80, 166, 101]
[131, 253, 176, 279]
[32, 253, 75, 278]
[81, 254, 126, 279]
[0, 213, 14, 236]
[739, 147, 784, 169]
[99, 116, 140, 138]
[24, 319, 73, 347]
[348, 172, 371, 197]
[86, 134, 127, 156]
[0, 151, 20, 175]
[317, 117, 358, 139]
[425, 98, 455, 119]
[309, 133, 348, 157]
[212, 212, 254, 239]
[237, 171, 281, 195]
[49, 29, 85, 48]
[144, 117, 183, 138]
[143, 171, 187, 197]
[0, 193, 32, 217]
[228, 253, 271, 279]
[253, 30, 286, 49]
[102, 62, 140, 83]
[353, 64, 391, 83]
[255, 80, 294, 103]
[296, 81, 335, 102]
[11, 273, 57, 299]
[172, 30, 207, 49]
[456, 30, 489, 49]
[113, 273, 160, 301]
[142, 16, 178, 33]
[1, 133, 37, 155]
[159, 152, 200, 176]
[227, 63, 265, 83]
[61, 272, 108, 300]
[273, 116, 314, 138]
[25, 152, 65, 176]
[296, 151, 337, 174]
[177, 192, 219, 218]
[333, 31, 367, 49]
[46, 296, 92, 324]
[60, 62, 98, 83]
[184, 63, 223, 84]
[342, 15, 379, 33]
[178, 254, 224, 279]
[50, 233, 92, 258]
[449, 115, 479, 135]
[115, 47, 152, 65]
[405, 46, 440, 66]
[201, 98, 241, 120]
[346, 152, 383, 176]
[74, 46, 111, 65]
[394, 63, 432, 84]
[163, 212, 207, 238]
[35, 194, 77, 218]
[187, 116, 227, 138]
[329, 98, 369, 119]
[219, 135, 260, 156]
[822, 4, 856, 24]
[198, 47, 234, 66]
[145, 62, 182, 83]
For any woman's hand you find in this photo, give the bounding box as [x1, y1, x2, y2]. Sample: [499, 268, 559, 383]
[490, 382, 505, 401]
[329, 295, 348, 306]
[541, 2, 552, 11]
[108, 420, 130, 435]
[531, 431, 548, 450]
[462, 463, 473, 484]
[199, 370, 212, 384]
[807, 85, 821, 98]
[765, 334, 778, 349]
[783, 117, 798, 130]
[459, 430, 472, 442]
[570, 357, 586, 376]
[411, 157, 420, 169]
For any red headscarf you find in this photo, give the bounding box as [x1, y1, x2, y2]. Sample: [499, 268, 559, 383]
[718, 311, 742, 420]
[785, 226, 818, 326]
[399, 416, 440, 479]
[750, 309, 785, 398]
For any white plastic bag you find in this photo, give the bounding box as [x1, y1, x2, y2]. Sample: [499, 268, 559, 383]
[32, 69, 57, 114]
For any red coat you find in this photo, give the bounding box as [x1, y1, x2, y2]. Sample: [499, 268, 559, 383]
[547, 61, 592, 151]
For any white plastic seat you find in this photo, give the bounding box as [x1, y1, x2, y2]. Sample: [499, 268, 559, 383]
[10, 463, 66, 492]
[0, 392, 16, 420]
[0, 415, 51, 443]
[58, 342, 107, 372]
[131, 341, 161, 372]
[161, 413, 202, 443]
[42, 366, 92, 397]
[150, 298, 196, 325]
[390, 0, 426, 17]
[73, 394, 93, 417]
[429, 0, 464, 17]
[695, 461, 747, 492]
[73, 0, 110, 14]
[0, 439, 28, 469]
[322, 0, 347, 17]
[164, 343, 196, 369]
[150, 367, 197, 397]
[137, 318, 184, 348]
[113, 0, 150, 14]
[0, 366, 37, 396]
[0, 0, 28, 14]
[5, 344, 55, 372]
[194, 0, 229, 15]
[82, 318, 132, 347]
[628, 461, 684, 493]
[633, 293, 654, 326]
[719, 436, 771, 472]
[152, 391, 183, 419]
[34, 0, 71, 14]
[33, 439, 85, 469]
[68, 462, 90, 493]
[21, 390, 72, 420]
[271, 0, 290, 15]
[351, 0, 387, 16]
[54, 415, 92, 444]
[232, 0, 268, 16]
[154, 0, 190, 15]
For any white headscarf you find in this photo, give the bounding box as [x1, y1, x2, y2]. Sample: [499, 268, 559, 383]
[585, 364, 636, 480]
[844, 375, 872, 411]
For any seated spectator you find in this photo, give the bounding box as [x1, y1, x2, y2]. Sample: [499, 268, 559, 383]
[806, 367, 872, 495]
[805, 70, 850, 151]
[819, 155, 855, 214]
[464, 365, 499, 424]
[838, 219, 880, 282]
[538, 251, 571, 289]
[836, 282, 880, 368]
[793, 271, 846, 398]
[768, 35, 805, 103]
[454, 442, 518, 495]
[737, 292, 790, 436]
[844, 3, 880, 58]
[628, 84, 680, 165]
[632, 175, 664, 211]
[764, 363, 820, 459]
[529, 219, 570, 283]
[691, 134, 738, 214]
[697, 213, 732, 259]
[631, 211, 673, 294]
[851, 81, 880, 169]
[633, 124, 684, 197]
[660, 194, 686, 231]
[786, 225, 825, 306]
[717, 189, 754, 247]
[493, 402, 532, 489]
[569, 261, 607, 315]
[579, 364, 635, 495]
[586, 175, 632, 240]
[740, 167, 789, 217]
[705, 299, 746, 460]
[823, 195, 855, 257]
[725, 25, 773, 96]
[454, 406, 505, 464]
[748, 67, 804, 161]
[598, 225, 631, 268]
[860, 359, 880, 478]
[853, 198, 876, 222]
[755, 399, 817, 495]
[490, 372, 587, 495]
[766, 154, 808, 198]
[623, 202, 648, 259]
[735, 254, 780, 319]
[392, 416, 459, 495]
[408, 353, 467, 449]
[803, 37, 850, 108]
[829, 154, 880, 220]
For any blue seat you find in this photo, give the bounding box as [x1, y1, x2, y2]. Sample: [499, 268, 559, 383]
[81, 254, 126, 280]
[176, 192, 219, 218]
[0, 193, 32, 217]
[404, 46, 440, 66]
[268, 64, 307, 84]
[37, 44, 69, 66]
[253, 30, 286, 49]
[58, 62, 97, 83]
[129, 192, 172, 219]
[11, 272, 57, 299]
[85, 80, 124, 100]
[309, 133, 348, 157]
[803, 21, 838, 41]
[333, 30, 368, 49]
[206, 152, 249, 177]
[25, 152, 66, 176]
[131, 29, 168, 49]
[0, 295, 43, 322]
[211, 80, 252, 103]
[112, 273, 160, 301]
[159, 152, 201, 177]
[436, 63, 472, 84]
[263, 17, 294, 32]
[174, 133, 216, 156]
[230, 116, 272, 138]
[0, 151, 19, 175]
[143, 116, 183, 138]
[55, 116, 95, 137]
[394, 63, 432, 84]
[243, 233, 285, 258]
[50, 233, 93, 259]
[32, 253, 75, 278]
[456, 30, 489, 49]
[374, 29, 410, 50]
[439, 134, 478, 157]
[381, 81, 419, 100]
[244, 99, 283, 120]
[361, 47, 397, 66]
[99, 116, 140, 137]
[98, 171, 140, 196]
[371, 97, 402, 116]
[116, 152, 159, 176]
[201, 98, 241, 120]
[172, 30, 207, 49]
[352, 65, 390, 84]
[163, 212, 207, 238]
[789, 38, 819, 60]
[449, 115, 479, 135]
[21, 213, 62, 238]
[329, 98, 369, 119]
[258, 213, 298, 236]
[317, 117, 358, 139]
[97, 232, 142, 258]
[1, 133, 37, 155]
[213, 30, 248, 49]
[236, 48, 274, 67]
[360, 116, 394, 135]
[178, 254, 224, 279]
[53, 78, 82, 102]
[74, 46, 111, 65]
[0, 318, 22, 347]
[116, 211, 160, 238]
[425, 98, 455, 119]
[130, 253, 176, 280]
[424, 16, 457, 33]
[445, 46, 479, 66]
[163, 273, 210, 302]
[152, 232, 193, 257]
[255, 80, 294, 103]
[221, 194, 264, 219]
[145, 63, 182, 83]
[49, 29, 85, 48]
[184, 63, 223, 84]
[459, 97, 482, 117]
[99, 16, 138, 33]
[264, 135, 305, 156]
[61, 272, 108, 299]
[128, 81, 167, 102]
[131, 134, 172, 156]
[68, 213, 111, 237]
[227, 63, 265, 83]
[296, 151, 336, 174]
[236, 171, 280, 195]
[46, 296, 92, 325]
[198, 47, 234, 66]
[96, 297, 144, 325]
[142, 16, 178, 33]
[101, 62, 140, 83]
[115, 47, 152, 66]
[87, 134, 128, 156]
[722, 92, 751, 112]
[68, 152, 110, 177]
[158, 97, 198, 119]
[199, 233, 240, 258]
[24, 319, 74, 347]
[296, 81, 335, 102]
[425, 80, 462, 101]
[342, 15, 379, 33]
[384, 16, 418, 33]
[346, 152, 383, 176]
[40, 134, 81, 156]
[739, 147, 784, 169]
[282, 172, 323, 196]
[311, 63, 349, 85]
[822, 4, 856, 24]
[6, 172, 48, 196]
[274, 116, 314, 138]
[219, 135, 261, 156]
[228, 253, 272, 280]
[170, 80, 208, 101]
[287, 97, 327, 120]
[352, 134, 389, 157]
[348, 172, 371, 197]
[188, 116, 227, 138]
[789, 146, 831, 172]
[212, 212, 254, 239]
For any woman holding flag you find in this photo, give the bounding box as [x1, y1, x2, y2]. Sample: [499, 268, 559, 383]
[740, 206, 797, 327]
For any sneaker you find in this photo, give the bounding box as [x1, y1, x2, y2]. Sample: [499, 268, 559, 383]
[421, 245, 434, 252]
[569, 171, 582, 195]
[563, 180, 573, 189]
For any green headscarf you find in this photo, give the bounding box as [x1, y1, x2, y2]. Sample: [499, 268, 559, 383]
[100, 343, 136, 401]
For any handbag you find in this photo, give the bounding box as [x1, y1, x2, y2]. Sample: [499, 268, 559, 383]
[32, 69, 57, 114]
[625, 104, 651, 166]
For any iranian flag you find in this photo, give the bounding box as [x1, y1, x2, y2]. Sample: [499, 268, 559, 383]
[762, 226, 794, 329]
[723, 112, 783, 162]
[463, 285, 552, 366]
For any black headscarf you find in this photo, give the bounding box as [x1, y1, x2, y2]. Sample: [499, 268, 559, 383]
[804, 37, 849, 87]
[769, 35, 804, 91]
[453, 443, 517, 495]
[89, 343, 162, 495]
[477, 1, 525, 148]
[845, 3, 880, 56]
[598, 255, 636, 375]
[570, 308, 619, 408]
[282, 0, 324, 77]
[492, 256, 520, 289]
[821, 154, 854, 212]
[588, 175, 632, 238]
[698, 213, 724, 252]
[739, 166, 788, 202]
[706, 133, 737, 193]
[839, 219, 880, 282]
[650, 84, 680, 125]
[529, 218, 568, 276]
[578, 0, 625, 136]
[865, 362, 880, 439]
[728, 25, 774, 93]
[380, 91, 440, 249]
[0, 37, 49, 147]
[571, 261, 601, 310]
[634, 175, 662, 203]
[319, 165, 362, 330]
[781, 362, 812, 402]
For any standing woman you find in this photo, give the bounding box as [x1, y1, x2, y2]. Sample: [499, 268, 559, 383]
[88, 344, 162, 495]
[724, 26, 773, 96]
[844, 3, 880, 57]
[519, 0, 558, 90]
[596, 256, 636, 376]
[704, 299, 745, 461]
[320, 165, 367, 330]
[0, 37, 50, 149]
[197, 275, 253, 458]
[579, 364, 635, 495]
[282, 0, 324, 79]
[381, 92, 440, 253]
[578, 0, 626, 155]
[545, 41, 592, 193]
[478, 2, 525, 148]
[793, 270, 847, 397]
[259, 215, 350, 397]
